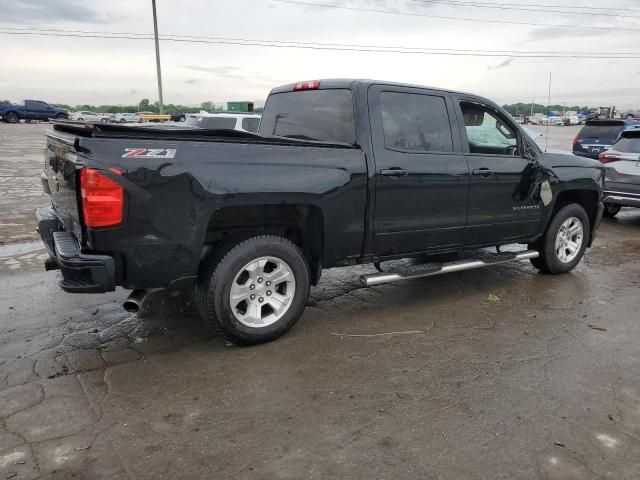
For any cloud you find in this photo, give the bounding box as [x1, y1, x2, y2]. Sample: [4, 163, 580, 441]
[184, 78, 197, 84]
[0, 0, 111, 24]
[184, 65, 242, 77]
[525, 26, 609, 41]
[488, 58, 513, 70]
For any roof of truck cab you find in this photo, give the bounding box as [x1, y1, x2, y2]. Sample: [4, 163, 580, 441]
[269, 78, 483, 99]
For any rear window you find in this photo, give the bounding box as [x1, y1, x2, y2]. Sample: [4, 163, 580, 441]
[259, 89, 356, 144]
[185, 116, 236, 130]
[578, 123, 625, 143]
[614, 133, 640, 153]
[242, 117, 260, 132]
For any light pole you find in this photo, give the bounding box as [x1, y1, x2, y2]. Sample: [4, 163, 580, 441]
[152, 0, 164, 113]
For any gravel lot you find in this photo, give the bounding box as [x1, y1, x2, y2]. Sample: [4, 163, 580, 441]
[0, 121, 639, 479]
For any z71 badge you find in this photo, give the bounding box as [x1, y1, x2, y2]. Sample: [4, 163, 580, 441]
[122, 148, 176, 159]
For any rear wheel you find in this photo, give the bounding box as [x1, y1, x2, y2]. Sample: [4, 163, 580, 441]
[529, 203, 589, 274]
[603, 203, 621, 218]
[197, 235, 310, 345]
[4, 112, 18, 123]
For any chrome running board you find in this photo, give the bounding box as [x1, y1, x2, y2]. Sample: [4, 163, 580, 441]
[360, 250, 539, 287]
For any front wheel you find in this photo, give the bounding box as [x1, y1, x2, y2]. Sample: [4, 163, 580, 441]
[4, 112, 19, 123]
[197, 235, 310, 345]
[603, 203, 621, 218]
[529, 203, 589, 274]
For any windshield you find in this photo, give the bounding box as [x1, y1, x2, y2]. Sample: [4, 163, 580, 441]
[259, 89, 356, 144]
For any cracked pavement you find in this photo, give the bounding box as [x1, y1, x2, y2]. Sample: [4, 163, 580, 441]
[1, 122, 640, 479]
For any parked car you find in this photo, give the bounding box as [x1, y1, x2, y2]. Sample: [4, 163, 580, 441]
[37, 78, 604, 345]
[167, 110, 187, 122]
[71, 111, 101, 122]
[184, 112, 261, 133]
[598, 129, 640, 217]
[572, 120, 639, 160]
[0, 100, 68, 123]
[109, 113, 139, 123]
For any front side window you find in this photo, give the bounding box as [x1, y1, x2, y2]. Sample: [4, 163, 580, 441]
[461, 102, 518, 155]
[380, 92, 453, 153]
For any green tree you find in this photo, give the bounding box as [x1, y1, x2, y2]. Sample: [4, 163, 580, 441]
[200, 101, 214, 112]
[139, 98, 150, 110]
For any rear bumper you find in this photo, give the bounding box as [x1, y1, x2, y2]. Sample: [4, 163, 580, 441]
[37, 207, 116, 293]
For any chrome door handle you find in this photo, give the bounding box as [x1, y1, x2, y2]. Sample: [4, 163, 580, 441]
[472, 168, 494, 177]
[381, 168, 408, 177]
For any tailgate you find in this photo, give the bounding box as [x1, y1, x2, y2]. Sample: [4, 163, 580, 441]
[44, 131, 84, 240]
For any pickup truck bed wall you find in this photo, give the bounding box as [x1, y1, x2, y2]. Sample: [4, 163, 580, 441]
[41, 79, 604, 293]
[45, 124, 367, 288]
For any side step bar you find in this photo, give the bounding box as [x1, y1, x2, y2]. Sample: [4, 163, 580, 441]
[360, 250, 539, 287]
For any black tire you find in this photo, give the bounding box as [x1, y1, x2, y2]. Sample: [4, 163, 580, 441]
[529, 203, 590, 274]
[603, 203, 621, 218]
[78, 118, 84, 122]
[197, 235, 310, 346]
[4, 112, 19, 124]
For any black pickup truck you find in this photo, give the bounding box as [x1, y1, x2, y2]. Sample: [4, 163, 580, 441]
[38, 79, 604, 345]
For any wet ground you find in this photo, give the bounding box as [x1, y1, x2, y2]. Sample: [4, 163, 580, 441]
[1, 122, 639, 479]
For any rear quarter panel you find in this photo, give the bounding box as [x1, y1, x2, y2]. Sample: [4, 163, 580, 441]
[81, 138, 368, 288]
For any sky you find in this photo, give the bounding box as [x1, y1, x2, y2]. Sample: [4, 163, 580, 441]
[1, 0, 640, 109]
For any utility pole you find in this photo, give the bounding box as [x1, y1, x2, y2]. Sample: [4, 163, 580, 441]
[152, 0, 164, 113]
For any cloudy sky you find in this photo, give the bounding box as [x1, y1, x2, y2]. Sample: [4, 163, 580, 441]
[1, 0, 639, 108]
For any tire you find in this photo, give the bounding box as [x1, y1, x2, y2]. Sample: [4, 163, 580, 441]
[78, 118, 84, 122]
[197, 235, 310, 346]
[603, 203, 621, 218]
[4, 112, 19, 124]
[529, 203, 590, 274]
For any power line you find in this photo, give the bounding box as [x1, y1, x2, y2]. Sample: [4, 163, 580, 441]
[272, 0, 640, 32]
[3, 28, 640, 59]
[408, 0, 640, 18]
[412, 0, 640, 12]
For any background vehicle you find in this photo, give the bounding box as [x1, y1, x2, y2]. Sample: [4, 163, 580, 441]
[572, 119, 639, 159]
[184, 112, 261, 132]
[167, 110, 186, 122]
[138, 112, 171, 123]
[71, 111, 101, 122]
[37, 79, 603, 346]
[598, 129, 640, 217]
[0, 100, 68, 123]
[109, 112, 139, 123]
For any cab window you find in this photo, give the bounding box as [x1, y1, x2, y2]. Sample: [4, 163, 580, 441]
[460, 102, 518, 155]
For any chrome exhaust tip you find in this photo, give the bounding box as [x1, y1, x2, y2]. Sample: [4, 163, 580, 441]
[123, 289, 148, 313]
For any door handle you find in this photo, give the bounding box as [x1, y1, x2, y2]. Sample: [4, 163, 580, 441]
[472, 168, 494, 177]
[381, 168, 408, 177]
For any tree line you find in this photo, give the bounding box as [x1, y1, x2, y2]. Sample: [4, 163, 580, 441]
[502, 103, 591, 115]
[0, 98, 227, 113]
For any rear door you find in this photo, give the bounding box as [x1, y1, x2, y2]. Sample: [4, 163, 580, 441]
[25, 100, 54, 121]
[453, 97, 542, 244]
[368, 85, 469, 256]
[605, 132, 640, 193]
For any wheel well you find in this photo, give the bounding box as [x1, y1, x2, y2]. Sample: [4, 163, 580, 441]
[553, 190, 599, 231]
[202, 204, 324, 283]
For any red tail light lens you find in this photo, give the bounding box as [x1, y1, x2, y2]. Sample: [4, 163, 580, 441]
[80, 168, 123, 227]
[572, 132, 580, 145]
[598, 152, 620, 164]
[293, 80, 320, 91]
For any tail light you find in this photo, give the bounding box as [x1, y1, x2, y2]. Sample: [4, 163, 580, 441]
[598, 151, 620, 164]
[80, 168, 123, 227]
[572, 132, 580, 146]
[293, 80, 320, 91]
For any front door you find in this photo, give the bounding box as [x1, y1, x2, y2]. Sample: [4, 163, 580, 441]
[369, 86, 469, 256]
[453, 98, 542, 244]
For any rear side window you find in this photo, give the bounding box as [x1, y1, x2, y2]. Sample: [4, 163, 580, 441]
[242, 117, 260, 132]
[614, 134, 640, 153]
[379, 92, 453, 153]
[185, 116, 236, 130]
[578, 124, 624, 143]
[259, 89, 356, 144]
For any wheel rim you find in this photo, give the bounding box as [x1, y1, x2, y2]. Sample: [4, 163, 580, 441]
[229, 256, 296, 328]
[555, 217, 584, 263]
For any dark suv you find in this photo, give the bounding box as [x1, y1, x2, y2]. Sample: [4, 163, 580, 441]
[573, 120, 639, 159]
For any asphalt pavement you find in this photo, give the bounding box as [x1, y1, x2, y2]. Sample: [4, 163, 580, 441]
[1, 122, 639, 479]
